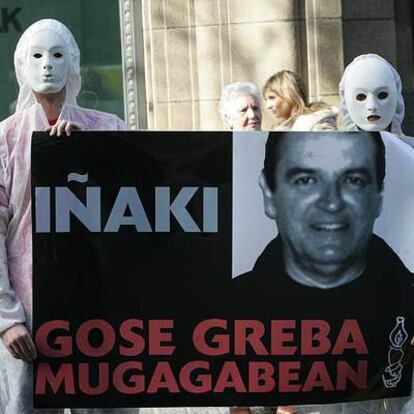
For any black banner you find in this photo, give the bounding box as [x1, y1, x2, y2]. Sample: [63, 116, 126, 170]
[32, 131, 414, 408]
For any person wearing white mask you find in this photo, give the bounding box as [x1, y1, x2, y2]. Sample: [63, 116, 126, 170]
[0, 19, 136, 414]
[339, 54, 414, 414]
[339, 53, 414, 147]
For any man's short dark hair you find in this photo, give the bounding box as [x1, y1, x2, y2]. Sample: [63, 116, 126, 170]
[263, 131, 386, 192]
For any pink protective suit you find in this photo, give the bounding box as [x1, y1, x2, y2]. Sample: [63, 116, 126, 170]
[0, 18, 127, 335]
[0, 19, 133, 414]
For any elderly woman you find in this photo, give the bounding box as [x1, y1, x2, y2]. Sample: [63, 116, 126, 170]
[0, 19, 133, 414]
[340, 54, 414, 414]
[219, 82, 262, 131]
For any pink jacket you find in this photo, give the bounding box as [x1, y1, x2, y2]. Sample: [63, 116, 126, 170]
[0, 103, 126, 332]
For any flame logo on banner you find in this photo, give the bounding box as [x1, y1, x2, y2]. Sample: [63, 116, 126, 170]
[382, 316, 408, 388]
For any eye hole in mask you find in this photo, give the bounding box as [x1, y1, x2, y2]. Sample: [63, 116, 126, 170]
[378, 91, 388, 100]
[356, 93, 366, 101]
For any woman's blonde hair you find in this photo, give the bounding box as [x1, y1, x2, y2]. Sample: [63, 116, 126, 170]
[263, 70, 332, 122]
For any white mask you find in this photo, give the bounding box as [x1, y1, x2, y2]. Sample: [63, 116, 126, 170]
[25, 29, 69, 94]
[344, 58, 398, 132]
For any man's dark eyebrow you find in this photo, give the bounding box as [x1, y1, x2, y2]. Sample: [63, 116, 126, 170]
[285, 168, 316, 180]
[344, 167, 373, 177]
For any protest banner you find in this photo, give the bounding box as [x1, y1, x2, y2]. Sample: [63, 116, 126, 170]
[32, 131, 414, 408]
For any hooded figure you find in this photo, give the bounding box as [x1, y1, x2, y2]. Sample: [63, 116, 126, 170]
[339, 54, 414, 267]
[0, 19, 135, 414]
[14, 18, 81, 113]
[12, 18, 126, 132]
[339, 53, 414, 147]
[339, 54, 414, 414]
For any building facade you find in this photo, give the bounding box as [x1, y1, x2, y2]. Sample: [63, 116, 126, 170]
[121, 0, 414, 132]
[0, 0, 413, 133]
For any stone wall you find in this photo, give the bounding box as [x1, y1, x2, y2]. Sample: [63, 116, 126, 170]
[122, 0, 414, 133]
[139, 0, 344, 130]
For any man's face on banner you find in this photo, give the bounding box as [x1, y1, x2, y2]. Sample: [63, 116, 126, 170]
[262, 134, 383, 278]
[344, 58, 398, 132]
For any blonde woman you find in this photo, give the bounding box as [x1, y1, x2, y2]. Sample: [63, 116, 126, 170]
[262, 70, 337, 131]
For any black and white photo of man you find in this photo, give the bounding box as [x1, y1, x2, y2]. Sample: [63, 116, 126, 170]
[232, 132, 414, 405]
[235, 132, 414, 291]
[259, 132, 384, 289]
